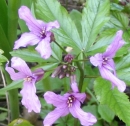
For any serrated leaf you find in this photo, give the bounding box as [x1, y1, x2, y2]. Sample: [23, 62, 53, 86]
[0, 80, 22, 95]
[123, 29, 130, 42]
[82, 105, 99, 118]
[10, 48, 57, 63]
[51, 42, 62, 61]
[88, 28, 117, 52]
[98, 104, 115, 123]
[34, 62, 59, 71]
[110, 3, 124, 11]
[82, 0, 110, 51]
[117, 67, 130, 84]
[94, 78, 130, 125]
[35, 0, 82, 52]
[115, 53, 130, 70]
[69, 10, 82, 39]
[110, 11, 129, 29]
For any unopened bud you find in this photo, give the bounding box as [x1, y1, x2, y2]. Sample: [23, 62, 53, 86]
[64, 54, 74, 63]
[51, 66, 62, 78]
[62, 65, 67, 69]
[58, 73, 66, 79]
[66, 72, 70, 77]
[70, 66, 76, 72]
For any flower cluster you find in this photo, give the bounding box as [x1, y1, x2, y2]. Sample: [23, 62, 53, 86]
[5, 5, 126, 126]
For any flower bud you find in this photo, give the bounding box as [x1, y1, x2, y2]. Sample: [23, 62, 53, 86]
[64, 54, 74, 63]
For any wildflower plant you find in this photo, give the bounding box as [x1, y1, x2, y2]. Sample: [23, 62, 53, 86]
[0, 0, 130, 126]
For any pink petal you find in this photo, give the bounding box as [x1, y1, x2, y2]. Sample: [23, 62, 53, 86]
[43, 107, 69, 126]
[20, 81, 41, 113]
[69, 100, 97, 126]
[104, 59, 116, 75]
[99, 66, 126, 92]
[11, 57, 32, 76]
[90, 53, 103, 67]
[32, 68, 44, 82]
[18, 6, 42, 33]
[5, 62, 26, 80]
[73, 93, 86, 103]
[46, 20, 60, 31]
[35, 38, 52, 59]
[103, 30, 125, 58]
[70, 75, 79, 93]
[14, 33, 40, 49]
[44, 91, 67, 108]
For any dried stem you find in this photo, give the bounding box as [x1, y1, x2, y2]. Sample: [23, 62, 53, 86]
[0, 68, 10, 123]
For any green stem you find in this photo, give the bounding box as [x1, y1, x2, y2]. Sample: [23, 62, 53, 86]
[76, 62, 84, 92]
[74, 118, 79, 126]
[54, 41, 67, 54]
[72, 59, 89, 62]
[86, 88, 99, 105]
[5, 0, 21, 121]
[2, 67, 20, 121]
[84, 75, 98, 78]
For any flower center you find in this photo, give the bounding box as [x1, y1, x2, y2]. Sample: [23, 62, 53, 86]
[67, 95, 75, 107]
[24, 76, 33, 82]
[39, 27, 46, 39]
[102, 57, 109, 64]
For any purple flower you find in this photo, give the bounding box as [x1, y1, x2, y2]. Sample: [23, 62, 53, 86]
[43, 81, 97, 126]
[5, 57, 44, 113]
[14, 6, 60, 59]
[90, 30, 126, 92]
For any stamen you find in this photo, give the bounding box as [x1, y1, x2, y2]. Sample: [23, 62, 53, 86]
[24, 76, 33, 82]
[102, 57, 109, 64]
[67, 95, 75, 107]
[39, 27, 46, 38]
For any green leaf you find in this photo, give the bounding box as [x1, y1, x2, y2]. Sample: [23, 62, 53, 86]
[0, 0, 8, 35]
[0, 25, 11, 59]
[35, 0, 82, 52]
[0, 80, 22, 95]
[69, 10, 82, 39]
[8, 118, 33, 126]
[94, 78, 130, 125]
[82, 105, 99, 118]
[98, 104, 115, 123]
[82, 105, 102, 126]
[115, 53, 130, 70]
[117, 67, 130, 84]
[10, 48, 57, 63]
[7, 0, 21, 48]
[0, 112, 7, 121]
[35, 62, 59, 71]
[0, 54, 8, 63]
[51, 42, 62, 61]
[109, 11, 129, 30]
[82, 0, 110, 51]
[123, 29, 130, 42]
[110, 3, 124, 11]
[88, 28, 117, 52]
